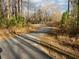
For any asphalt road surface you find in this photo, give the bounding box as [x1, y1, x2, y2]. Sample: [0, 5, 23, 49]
[0, 34, 52, 59]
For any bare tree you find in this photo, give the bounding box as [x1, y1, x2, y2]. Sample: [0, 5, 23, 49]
[6, 0, 10, 19]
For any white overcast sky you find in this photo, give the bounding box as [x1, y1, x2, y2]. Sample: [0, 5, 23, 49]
[22, 0, 68, 16]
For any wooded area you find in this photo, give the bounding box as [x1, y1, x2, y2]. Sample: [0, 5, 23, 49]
[59, 0, 79, 35]
[0, 0, 79, 59]
[0, 0, 78, 35]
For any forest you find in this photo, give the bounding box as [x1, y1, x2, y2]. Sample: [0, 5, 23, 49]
[0, 0, 78, 36]
[0, 0, 79, 59]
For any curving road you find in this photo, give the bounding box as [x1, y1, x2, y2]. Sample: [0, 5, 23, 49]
[0, 34, 52, 59]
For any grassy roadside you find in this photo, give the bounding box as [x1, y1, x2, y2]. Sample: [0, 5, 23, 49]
[0, 24, 40, 41]
[33, 34, 79, 57]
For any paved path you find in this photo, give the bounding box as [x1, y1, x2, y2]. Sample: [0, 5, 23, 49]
[0, 34, 52, 59]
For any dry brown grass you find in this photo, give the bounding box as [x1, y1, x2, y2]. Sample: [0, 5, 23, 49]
[34, 34, 79, 57]
[0, 24, 40, 41]
[0, 29, 11, 41]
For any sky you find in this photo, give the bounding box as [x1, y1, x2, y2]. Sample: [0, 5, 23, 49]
[32, 0, 68, 12]
[22, 0, 68, 16]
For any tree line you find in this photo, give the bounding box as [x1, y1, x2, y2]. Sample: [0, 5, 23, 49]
[0, 0, 53, 29]
[60, 0, 79, 35]
[0, 0, 79, 35]
[0, 0, 26, 29]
